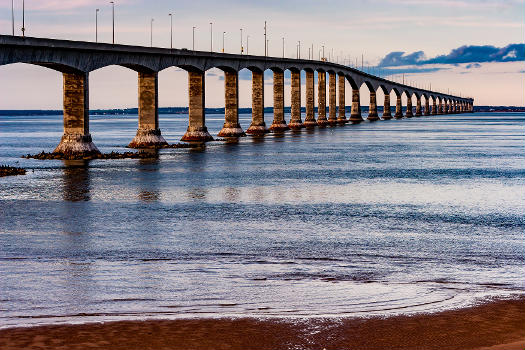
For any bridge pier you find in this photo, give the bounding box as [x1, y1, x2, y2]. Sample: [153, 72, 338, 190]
[405, 97, 414, 118]
[54, 72, 100, 156]
[349, 89, 363, 123]
[269, 70, 289, 132]
[367, 91, 380, 121]
[432, 99, 437, 115]
[181, 71, 213, 142]
[438, 100, 444, 115]
[415, 97, 422, 117]
[128, 71, 168, 148]
[444, 100, 449, 114]
[289, 70, 304, 129]
[304, 71, 317, 128]
[317, 71, 328, 126]
[246, 70, 267, 135]
[394, 94, 403, 119]
[218, 71, 246, 137]
[328, 72, 337, 125]
[382, 93, 392, 120]
[425, 98, 430, 116]
[337, 75, 347, 124]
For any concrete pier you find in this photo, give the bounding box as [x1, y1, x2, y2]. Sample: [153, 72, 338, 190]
[337, 75, 347, 124]
[328, 72, 337, 125]
[394, 94, 403, 119]
[415, 97, 422, 117]
[444, 100, 449, 114]
[425, 98, 430, 116]
[304, 70, 317, 128]
[405, 96, 414, 118]
[438, 99, 444, 115]
[246, 70, 267, 135]
[289, 70, 304, 129]
[181, 71, 213, 142]
[382, 93, 392, 120]
[349, 89, 363, 123]
[269, 70, 289, 132]
[54, 72, 100, 155]
[367, 91, 380, 121]
[317, 71, 328, 126]
[128, 71, 168, 148]
[218, 70, 246, 137]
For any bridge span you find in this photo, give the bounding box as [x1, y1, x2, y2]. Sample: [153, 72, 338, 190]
[0, 35, 474, 155]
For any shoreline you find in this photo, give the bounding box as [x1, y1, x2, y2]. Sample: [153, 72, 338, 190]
[1, 297, 523, 350]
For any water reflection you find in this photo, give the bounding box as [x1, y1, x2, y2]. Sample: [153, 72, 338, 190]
[62, 161, 91, 202]
[185, 149, 209, 201]
[137, 156, 161, 202]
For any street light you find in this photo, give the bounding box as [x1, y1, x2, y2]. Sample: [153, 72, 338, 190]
[210, 22, 213, 52]
[21, 0, 25, 37]
[110, 1, 115, 44]
[222, 31, 225, 53]
[95, 9, 99, 42]
[169, 13, 173, 49]
[322, 45, 325, 60]
[264, 21, 267, 56]
[240, 28, 243, 54]
[11, 0, 14, 36]
[298, 41, 301, 59]
[150, 18, 154, 47]
[282, 37, 284, 58]
[246, 35, 249, 55]
[192, 26, 197, 51]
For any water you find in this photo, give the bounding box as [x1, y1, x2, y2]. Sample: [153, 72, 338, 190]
[1, 112, 524, 329]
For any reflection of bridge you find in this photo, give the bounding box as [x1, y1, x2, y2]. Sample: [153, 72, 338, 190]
[0, 35, 474, 155]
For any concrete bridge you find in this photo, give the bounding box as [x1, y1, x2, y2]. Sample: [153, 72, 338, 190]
[0, 35, 474, 155]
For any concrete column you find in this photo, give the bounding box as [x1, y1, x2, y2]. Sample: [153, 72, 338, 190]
[367, 91, 380, 121]
[246, 70, 267, 135]
[328, 72, 337, 125]
[349, 88, 363, 123]
[289, 70, 304, 129]
[218, 70, 245, 137]
[444, 100, 449, 114]
[405, 96, 414, 118]
[415, 97, 422, 117]
[453, 101, 457, 114]
[181, 70, 213, 142]
[337, 74, 347, 124]
[382, 93, 392, 120]
[128, 71, 167, 148]
[304, 70, 317, 128]
[317, 71, 328, 126]
[269, 70, 289, 132]
[54, 72, 100, 155]
[394, 94, 403, 119]
[432, 99, 437, 115]
[425, 98, 430, 116]
[438, 99, 443, 115]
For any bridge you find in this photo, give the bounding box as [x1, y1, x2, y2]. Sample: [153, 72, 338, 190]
[0, 35, 474, 156]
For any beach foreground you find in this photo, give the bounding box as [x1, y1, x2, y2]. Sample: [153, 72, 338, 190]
[1, 298, 523, 350]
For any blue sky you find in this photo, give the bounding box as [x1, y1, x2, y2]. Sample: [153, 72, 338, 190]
[0, 0, 523, 108]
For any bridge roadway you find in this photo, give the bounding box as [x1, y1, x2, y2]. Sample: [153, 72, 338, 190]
[0, 35, 474, 155]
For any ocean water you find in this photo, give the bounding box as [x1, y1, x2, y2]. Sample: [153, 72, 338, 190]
[0, 112, 524, 328]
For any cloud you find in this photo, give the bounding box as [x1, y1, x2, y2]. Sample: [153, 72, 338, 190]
[379, 44, 525, 67]
[381, 67, 449, 75]
[465, 63, 482, 69]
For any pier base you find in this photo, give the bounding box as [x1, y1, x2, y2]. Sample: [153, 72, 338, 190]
[182, 71, 213, 142]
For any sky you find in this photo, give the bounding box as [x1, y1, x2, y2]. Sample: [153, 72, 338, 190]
[0, 0, 523, 109]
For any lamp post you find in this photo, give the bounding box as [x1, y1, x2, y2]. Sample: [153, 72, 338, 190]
[282, 37, 284, 58]
[192, 26, 196, 51]
[246, 35, 249, 55]
[95, 9, 100, 42]
[21, 0, 25, 37]
[298, 41, 301, 59]
[322, 45, 325, 60]
[150, 18, 154, 47]
[240, 28, 243, 54]
[11, 0, 14, 35]
[264, 21, 267, 56]
[110, 1, 115, 44]
[210, 22, 213, 52]
[169, 13, 173, 49]
[222, 31, 225, 53]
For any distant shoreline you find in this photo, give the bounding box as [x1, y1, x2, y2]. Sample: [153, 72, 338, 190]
[0, 106, 523, 116]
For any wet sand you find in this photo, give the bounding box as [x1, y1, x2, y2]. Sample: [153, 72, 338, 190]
[1, 297, 523, 350]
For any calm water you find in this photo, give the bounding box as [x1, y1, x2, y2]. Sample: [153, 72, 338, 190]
[0, 112, 524, 328]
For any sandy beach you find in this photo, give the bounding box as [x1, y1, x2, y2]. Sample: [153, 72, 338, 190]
[1, 297, 523, 350]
